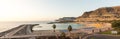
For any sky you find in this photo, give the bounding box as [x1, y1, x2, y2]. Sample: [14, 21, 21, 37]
[0, 0, 120, 21]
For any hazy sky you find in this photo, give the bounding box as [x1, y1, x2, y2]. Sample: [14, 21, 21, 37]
[0, 0, 120, 21]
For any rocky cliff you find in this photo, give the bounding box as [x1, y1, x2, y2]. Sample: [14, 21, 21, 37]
[76, 6, 120, 22]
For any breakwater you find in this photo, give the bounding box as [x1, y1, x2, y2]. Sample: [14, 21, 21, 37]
[0, 25, 23, 37]
[0, 24, 39, 38]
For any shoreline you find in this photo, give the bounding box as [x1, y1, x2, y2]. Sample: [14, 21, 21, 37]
[0, 22, 112, 34]
[76, 22, 112, 33]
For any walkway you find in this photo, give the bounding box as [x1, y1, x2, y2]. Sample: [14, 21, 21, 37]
[84, 34, 120, 39]
[0, 24, 39, 39]
[3, 25, 26, 37]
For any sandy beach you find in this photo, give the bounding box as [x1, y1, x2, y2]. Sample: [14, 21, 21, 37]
[74, 22, 112, 34]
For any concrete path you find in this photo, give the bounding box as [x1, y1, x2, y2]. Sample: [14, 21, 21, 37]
[84, 34, 120, 39]
[3, 26, 26, 37]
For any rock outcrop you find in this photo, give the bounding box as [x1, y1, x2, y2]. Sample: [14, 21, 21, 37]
[75, 6, 120, 22]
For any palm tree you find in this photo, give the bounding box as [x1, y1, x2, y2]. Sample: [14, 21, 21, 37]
[52, 24, 58, 39]
[68, 25, 72, 39]
[68, 25, 72, 33]
[52, 24, 56, 32]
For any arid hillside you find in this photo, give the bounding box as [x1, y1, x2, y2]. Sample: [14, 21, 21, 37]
[75, 6, 120, 22]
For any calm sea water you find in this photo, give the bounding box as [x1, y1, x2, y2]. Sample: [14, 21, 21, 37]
[0, 21, 83, 32]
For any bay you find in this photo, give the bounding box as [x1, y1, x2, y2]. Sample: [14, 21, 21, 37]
[0, 21, 83, 32]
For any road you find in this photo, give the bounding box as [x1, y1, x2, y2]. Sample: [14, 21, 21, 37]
[86, 34, 120, 39]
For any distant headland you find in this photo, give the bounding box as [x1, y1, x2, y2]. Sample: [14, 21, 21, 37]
[48, 17, 76, 24]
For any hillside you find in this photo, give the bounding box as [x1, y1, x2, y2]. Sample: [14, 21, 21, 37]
[75, 6, 120, 22]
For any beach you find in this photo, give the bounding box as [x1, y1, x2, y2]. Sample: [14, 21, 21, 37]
[74, 22, 112, 34]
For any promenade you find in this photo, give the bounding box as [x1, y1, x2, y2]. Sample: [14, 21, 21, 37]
[85, 34, 120, 39]
[0, 24, 62, 39]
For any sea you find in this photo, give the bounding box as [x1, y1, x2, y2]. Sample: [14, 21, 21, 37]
[0, 21, 83, 32]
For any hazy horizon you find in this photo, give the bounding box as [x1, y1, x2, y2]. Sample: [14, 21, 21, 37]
[0, 0, 120, 21]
